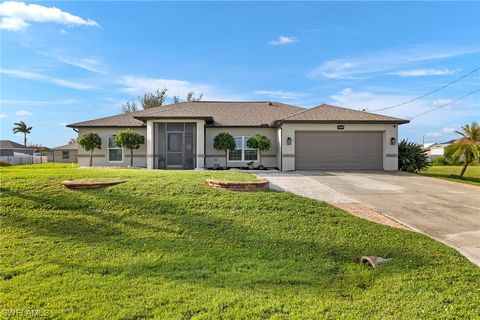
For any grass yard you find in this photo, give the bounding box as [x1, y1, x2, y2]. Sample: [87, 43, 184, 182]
[1, 164, 479, 319]
[421, 165, 480, 186]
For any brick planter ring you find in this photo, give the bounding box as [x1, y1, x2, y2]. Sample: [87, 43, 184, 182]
[205, 179, 269, 191]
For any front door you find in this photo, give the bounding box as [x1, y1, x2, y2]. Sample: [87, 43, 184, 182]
[166, 132, 184, 168]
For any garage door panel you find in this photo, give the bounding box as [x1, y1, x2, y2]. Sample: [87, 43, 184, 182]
[295, 131, 383, 170]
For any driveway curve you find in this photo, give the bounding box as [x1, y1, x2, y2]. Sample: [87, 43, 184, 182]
[257, 171, 480, 266]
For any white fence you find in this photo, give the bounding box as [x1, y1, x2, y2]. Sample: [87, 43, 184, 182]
[0, 155, 48, 165]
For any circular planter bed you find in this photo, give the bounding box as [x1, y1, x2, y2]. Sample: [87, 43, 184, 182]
[62, 180, 126, 189]
[205, 178, 269, 191]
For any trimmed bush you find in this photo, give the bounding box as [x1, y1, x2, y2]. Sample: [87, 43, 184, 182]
[0, 160, 11, 167]
[213, 132, 236, 168]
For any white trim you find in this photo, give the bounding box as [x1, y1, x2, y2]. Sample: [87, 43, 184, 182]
[228, 136, 258, 162]
[62, 150, 69, 160]
[107, 134, 124, 163]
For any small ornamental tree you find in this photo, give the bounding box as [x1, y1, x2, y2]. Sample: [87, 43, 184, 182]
[247, 135, 272, 168]
[78, 133, 102, 167]
[115, 129, 143, 167]
[213, 132, 236, 168]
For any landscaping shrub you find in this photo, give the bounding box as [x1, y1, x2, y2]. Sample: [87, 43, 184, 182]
[431, 156, 447, 166]
[0, 160, 11, 167]
[398, 139, 430, 172]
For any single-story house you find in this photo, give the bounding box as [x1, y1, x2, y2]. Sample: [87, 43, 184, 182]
[67, 101, 409, 171]
[424, 140, 454, 160]
[48, 142, 79, 163]
[0, 140, 35, 156]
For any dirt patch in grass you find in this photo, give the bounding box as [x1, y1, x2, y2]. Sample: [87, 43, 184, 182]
[335, 202, 410, 230]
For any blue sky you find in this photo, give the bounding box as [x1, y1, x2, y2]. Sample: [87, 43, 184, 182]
[1, 1, 479, 147]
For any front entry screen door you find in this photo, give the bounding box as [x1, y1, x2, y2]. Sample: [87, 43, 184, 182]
[167, 132, 184, 167]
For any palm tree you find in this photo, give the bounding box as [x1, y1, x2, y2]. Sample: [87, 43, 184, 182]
[12, 121, 32, 146]
[445, 121, 480, 177]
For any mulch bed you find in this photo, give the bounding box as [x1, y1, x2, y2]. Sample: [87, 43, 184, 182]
[61, 180, 126, 189]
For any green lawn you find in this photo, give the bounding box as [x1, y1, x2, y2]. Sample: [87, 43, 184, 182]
[1, 164, 479, 319]
[421, 165, 480, 186]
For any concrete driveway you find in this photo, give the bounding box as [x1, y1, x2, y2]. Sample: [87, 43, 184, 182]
[256, 171, 480, 266]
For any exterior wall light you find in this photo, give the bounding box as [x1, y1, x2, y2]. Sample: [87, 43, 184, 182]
[286, 137, 292, 145]
[390, 137, 396, 145]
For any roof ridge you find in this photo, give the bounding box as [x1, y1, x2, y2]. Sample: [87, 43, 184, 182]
[323, 103, 407, 120]
[67, 112, 135, 127]
[191, 100, 271, 103]
[135, 102, 187, 116]
[278, 104, 323, 121]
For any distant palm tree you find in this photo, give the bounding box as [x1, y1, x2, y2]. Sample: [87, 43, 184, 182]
[445, 121, 480, 177]
[12, 121, 32, 146]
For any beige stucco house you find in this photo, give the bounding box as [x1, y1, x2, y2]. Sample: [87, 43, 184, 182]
[47, 142, 79, 163]
[67, 101, 409, 171]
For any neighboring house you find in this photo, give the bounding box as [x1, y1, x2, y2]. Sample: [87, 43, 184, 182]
[424, 140, 454, 160]
[0, 140, 35, 156]
[48, 142, 79, 163]
[67, 101, 409, 171]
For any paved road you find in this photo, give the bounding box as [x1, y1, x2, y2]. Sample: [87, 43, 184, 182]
[257, 171, 480, 266]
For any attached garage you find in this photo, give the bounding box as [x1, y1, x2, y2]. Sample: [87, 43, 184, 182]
[295, 131, 383, 170]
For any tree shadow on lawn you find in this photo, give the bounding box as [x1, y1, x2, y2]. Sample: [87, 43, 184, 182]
[1, 184, 462, 292]
[421, 172, 480, 185]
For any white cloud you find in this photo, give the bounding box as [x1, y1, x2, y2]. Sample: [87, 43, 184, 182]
[56, 57, 106, 74]
[15, 110, 32, 116]
[423, 127, 457, 139]
[328, 87, 479, 143]
[0, 16, 28, 30]
[0, 112, 7, 118]
[0, 1, 99, 31]
[390, 68, 456, 77]
[431, 98, 453, 106]
[308, 46, 478, 79]
[120, 75, 212, 97]
[60, 28, 68, 34]
[268, 36, 298, 46]
[442, 127, 456, 133]
[253, 90, 304, 100]
[425, 132, 442, 137]
[1, 69, 92, 90]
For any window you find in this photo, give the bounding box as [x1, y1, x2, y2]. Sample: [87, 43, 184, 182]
[62, 151, 69, 159]
[108, 135, 123, 162]
[228, 136, 258, 161]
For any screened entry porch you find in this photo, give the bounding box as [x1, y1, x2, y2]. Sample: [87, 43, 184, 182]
[152, 122, 197, 169]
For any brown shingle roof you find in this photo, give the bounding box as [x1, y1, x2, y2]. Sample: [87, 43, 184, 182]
[67, 112, 144, 128]
[51, 142, 79, 150]
[133, 101, 304, 126]
[277, 104, 409, 124]
[67, 101, 409, 128]
[0, 140, 35, 149]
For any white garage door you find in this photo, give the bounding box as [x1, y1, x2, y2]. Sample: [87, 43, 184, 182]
[295, 131, 383, 170]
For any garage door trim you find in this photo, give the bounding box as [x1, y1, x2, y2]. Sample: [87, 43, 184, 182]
[294, 130, 384, 170]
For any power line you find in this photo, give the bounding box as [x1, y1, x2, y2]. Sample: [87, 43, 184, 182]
[408, 88, 480, 120]
[371, 66, 480, 112]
